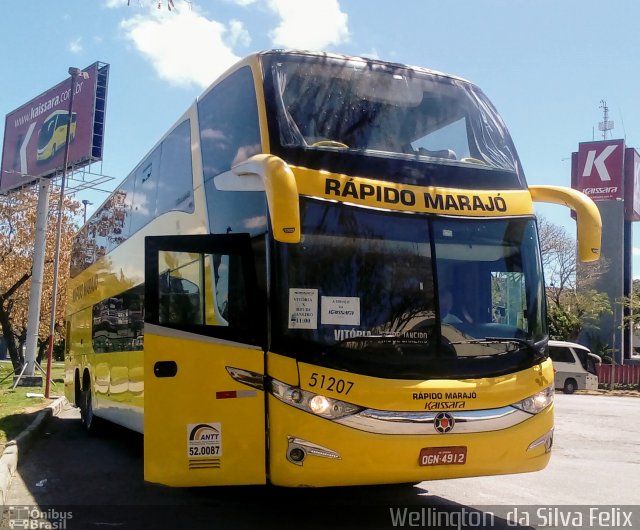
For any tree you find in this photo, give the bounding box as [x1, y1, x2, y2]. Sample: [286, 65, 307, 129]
[618, 279, 640, 355]
[538, 216, 611, 341]
[0, 186, 80, 371]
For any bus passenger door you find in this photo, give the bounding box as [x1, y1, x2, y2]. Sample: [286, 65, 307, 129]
[143, 234, 267, 487]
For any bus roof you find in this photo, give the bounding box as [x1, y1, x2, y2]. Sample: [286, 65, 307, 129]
[256, 49, 473, 85]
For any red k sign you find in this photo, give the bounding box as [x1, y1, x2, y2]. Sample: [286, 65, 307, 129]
[577, 139, 625, 201]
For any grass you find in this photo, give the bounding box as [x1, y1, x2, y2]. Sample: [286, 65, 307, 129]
[0, 360, 65, 449]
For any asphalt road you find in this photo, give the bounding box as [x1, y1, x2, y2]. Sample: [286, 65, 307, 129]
[4, 394, 640, 530]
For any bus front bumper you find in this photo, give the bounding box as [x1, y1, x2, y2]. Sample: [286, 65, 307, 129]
[268, 397, 553, 487]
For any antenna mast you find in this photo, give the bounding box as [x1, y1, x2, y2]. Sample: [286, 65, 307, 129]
[598, 99, 614, 140]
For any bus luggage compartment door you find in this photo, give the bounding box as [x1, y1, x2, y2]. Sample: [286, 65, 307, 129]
[144, 234, 267, 487]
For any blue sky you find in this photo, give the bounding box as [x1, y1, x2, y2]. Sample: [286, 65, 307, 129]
[2, 0, 640, 272]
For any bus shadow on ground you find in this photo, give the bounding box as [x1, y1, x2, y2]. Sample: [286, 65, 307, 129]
[185, 484, 536, 529]
[13, 413, 534, 529]
[0, 411, 42, 449]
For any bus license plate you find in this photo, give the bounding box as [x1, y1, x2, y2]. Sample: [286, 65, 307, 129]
[419, 446, 467, 466]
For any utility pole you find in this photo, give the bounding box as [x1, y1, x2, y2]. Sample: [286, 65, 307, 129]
[44, 67, 85, 398]
[18, 178, 51, 386]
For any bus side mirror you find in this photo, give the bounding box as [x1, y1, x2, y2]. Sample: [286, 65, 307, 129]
[529, 185, 602, 262]
[230, 155, 301, 244]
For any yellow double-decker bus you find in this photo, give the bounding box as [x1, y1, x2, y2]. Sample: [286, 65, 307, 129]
[66, 50, 601, 488]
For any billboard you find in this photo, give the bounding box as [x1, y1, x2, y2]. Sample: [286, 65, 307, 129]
[624, 147, 640, 222]
[0, 62, 109, 194]
[574, 139, 625, 201]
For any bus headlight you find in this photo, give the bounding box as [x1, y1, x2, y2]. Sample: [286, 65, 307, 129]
[271, 379, 363, 420]
[309, 395, 330, 414]
[512, 385, 554, 414]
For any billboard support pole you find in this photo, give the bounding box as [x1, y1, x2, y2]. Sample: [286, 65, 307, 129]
[21, 178, 52, 383]
[45, 68, 82, 399]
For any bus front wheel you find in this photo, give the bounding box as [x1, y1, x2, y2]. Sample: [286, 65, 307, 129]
[563, 378, 577, 394]
[74, 371, 82, 408]
[80, 373, 100, 434]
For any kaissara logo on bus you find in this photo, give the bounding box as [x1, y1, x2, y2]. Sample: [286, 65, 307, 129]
[425, 401, 466, 411]
[412, 391, 477, 411]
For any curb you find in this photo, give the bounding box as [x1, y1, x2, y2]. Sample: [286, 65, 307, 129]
[0, 396, 67, 506]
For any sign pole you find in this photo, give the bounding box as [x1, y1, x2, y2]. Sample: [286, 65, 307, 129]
[1, 62, 109, 387]
[21, 178, 51, 383]
[45, 68, 82, 399]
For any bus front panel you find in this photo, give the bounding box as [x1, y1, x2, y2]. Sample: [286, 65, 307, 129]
[267, 356, 554, 487]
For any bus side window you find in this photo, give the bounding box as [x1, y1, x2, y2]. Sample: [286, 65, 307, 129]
[213, 254, 229, 323]
[158, 251, 204, 326]
[130, 147, 160, 234]
[92, 285, 145, 352]
[205, 253, 248, 330]
[549, 346, 575, 364]
[157, 250, 249, 331]
[490, 271, 526, 329]
[156, 120, 193, 216]
[204, 253, 228, 326]
[198, 66, 261, 181]
[199, 66, 266, 237]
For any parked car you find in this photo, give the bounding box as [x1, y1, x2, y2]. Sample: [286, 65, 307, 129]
[548, 340, 601, 394]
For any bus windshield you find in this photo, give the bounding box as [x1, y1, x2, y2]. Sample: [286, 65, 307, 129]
[575, 348, 600, 375]
[38, 118, 57, 149]
[273, 200, 546, 379]
[267, 54, 520, 173]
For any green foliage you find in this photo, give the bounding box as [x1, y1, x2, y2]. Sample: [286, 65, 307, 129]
[584, 331, 614, 363]
[0, 189, 80, 370]
[546, 289, 612, 342]
[539, 216, 612, 343]
[0, 361, 64, 447]
[576, 290, 612, 324]
[548, 305, 581, 341]
[619, 279, 640, 336]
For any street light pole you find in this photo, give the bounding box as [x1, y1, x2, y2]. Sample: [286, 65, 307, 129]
[44, 67, 82, 398]
[82, 199, 92, 224]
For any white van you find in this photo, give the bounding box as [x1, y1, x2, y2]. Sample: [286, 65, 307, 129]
[548, 340, 601, 394]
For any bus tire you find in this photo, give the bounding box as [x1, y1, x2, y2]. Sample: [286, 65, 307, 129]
[80, 373, 101, 435]
[74, 371, 82, 408]
[563, 378, 577, 394]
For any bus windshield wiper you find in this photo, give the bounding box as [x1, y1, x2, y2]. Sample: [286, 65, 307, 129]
[448, 337, 536, 356]
[328, 334, 430, 351]
[484, 337, 535, 351]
